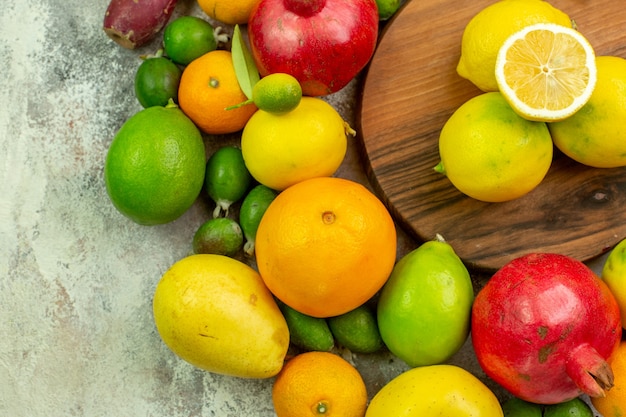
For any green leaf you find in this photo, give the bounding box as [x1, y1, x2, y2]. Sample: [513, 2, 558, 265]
[231, 24, 260, 100]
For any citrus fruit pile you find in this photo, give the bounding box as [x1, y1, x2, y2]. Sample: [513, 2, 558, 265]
[439, 0, 626, 203]
[101, 0, 626, 416]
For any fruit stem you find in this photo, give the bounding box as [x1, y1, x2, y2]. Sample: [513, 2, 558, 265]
[225, 99, 254, 111]
[213, 26, 230, 45]
[565, 343, 614, 397]
[433, 161, 446, 175]
[343, 122, 356, 137]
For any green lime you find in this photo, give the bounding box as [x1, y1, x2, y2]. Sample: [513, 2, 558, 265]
[328, 304, 383, 354]
[377, 235, 474, 367]
[252, 73, 302, 114]
[205, 146, 253, 218]
[134, 53, 182, 108]
[543, 398, 593, 417]
[104, 104, 206, 225]
[501, 397, 542, 417]
[277, 301, 334, 352]
[192, 217, 243, 257]
[376, 0, 402, 20]
[239, 184, 278, 255]
[163, 16, 218, 66]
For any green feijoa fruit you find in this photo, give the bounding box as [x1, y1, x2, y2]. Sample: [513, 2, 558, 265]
[239, 184, 278, 255]
[205, 146, 253, 218]
[543, 398, 593, 417]
[278, 301, 334, 352]
[377, 235, 474, 367]
[192, 217, 243, 257]
[163, 16, 221, 66]
[501, 397, 542, 417]
[134, 55, 182, 108]
[328, 304, 383, 354]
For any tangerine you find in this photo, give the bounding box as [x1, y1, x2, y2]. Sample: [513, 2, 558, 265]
[272, 351, 368, 417]
[178, 50, 256, 135]
[255, 177, 397, 318]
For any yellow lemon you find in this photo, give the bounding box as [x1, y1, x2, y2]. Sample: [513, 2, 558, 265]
[457, 0, 571, 92]
[436, 92, 553, 202]
[241, 97, 350, 191]
[152, 254, 290, 378]
[601, 237, 626, 329]
[549, 56, 626, 168]
[495, 23, 597, 122]
[365, 364, 504, 417]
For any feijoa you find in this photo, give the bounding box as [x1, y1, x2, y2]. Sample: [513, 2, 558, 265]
[192, 217, 243, 257]
[239, 184, 278, 255]
[204, 146, 253, 218]
[134, 54, 182, 108]
[277, 301, 334, 352]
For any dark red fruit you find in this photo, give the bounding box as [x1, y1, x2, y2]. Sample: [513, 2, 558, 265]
[247, 0, 379, 96]
[471, 253, 622, 404]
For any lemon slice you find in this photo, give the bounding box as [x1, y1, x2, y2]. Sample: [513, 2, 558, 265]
[495, 23, 597, 122]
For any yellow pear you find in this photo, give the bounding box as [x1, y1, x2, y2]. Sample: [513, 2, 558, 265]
[152, 254, 289, 378]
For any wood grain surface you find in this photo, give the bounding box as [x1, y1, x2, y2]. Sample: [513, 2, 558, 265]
[357, 0, 626, 271]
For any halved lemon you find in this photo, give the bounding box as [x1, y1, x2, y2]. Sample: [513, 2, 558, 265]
[495, 23, 597, 122]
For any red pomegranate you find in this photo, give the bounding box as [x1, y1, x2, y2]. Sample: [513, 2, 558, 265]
[247, 0, 379, 96]
[471, 253, 622, 404]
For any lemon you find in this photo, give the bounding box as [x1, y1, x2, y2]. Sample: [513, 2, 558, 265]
[495, 23, 597, 122]
[457, 0, 571, 92]
[549, 56, 626, 168]
[365, 364, 504, 416]
[241, 97, 350, 191]
[252, 73, 302, 114]
[152, 254, 290, 378]
[104, 104, 206, 225]
[377, 237, 473, 367]
[436, 92, 553, 202]
[601, 237, 626, 329]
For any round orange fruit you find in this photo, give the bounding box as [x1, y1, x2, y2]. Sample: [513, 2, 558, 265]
[272, 351, 368, 417]
[255, 176, 397, 318]
[178, 50, 256, 135]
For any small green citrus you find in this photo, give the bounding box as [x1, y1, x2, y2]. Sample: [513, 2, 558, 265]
[104, 104, 206, 225]
[501, 397, 542, 417]
[436, 92, 553, 202]
[252, 73, 302, 114]
[544, 398, 593, 417]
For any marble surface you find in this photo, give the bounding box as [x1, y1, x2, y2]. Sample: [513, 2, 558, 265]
[0, 0, 608, 416]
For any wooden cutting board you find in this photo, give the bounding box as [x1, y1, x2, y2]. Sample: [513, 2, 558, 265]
[358, 0, 626, 271]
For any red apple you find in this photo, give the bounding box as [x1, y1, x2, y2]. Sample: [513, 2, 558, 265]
[248, 0, 379, 96]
